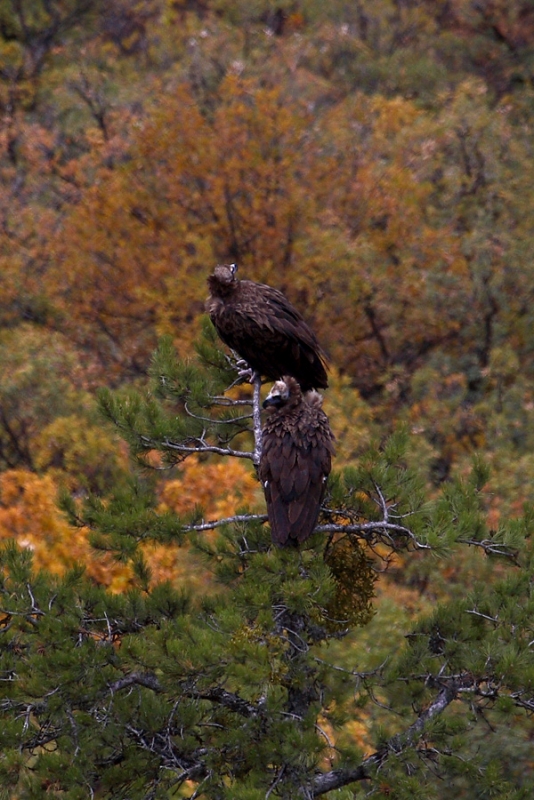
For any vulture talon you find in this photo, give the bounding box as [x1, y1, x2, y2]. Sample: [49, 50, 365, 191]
[237, 367, 256, 384]
[234, 359, 258, 384]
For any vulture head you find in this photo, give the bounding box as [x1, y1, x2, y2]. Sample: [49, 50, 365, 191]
[207, 263, 238, 297]
[262, 377, 302, 412]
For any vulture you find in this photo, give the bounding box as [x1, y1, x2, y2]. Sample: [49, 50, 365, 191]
[206, 264, 328, 391]
[259, 376, 335, 546]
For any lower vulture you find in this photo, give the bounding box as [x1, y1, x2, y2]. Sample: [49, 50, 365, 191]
[259, 376, 335, 546]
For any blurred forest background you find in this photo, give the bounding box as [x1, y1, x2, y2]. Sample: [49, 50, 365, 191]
[1, 0, 534, 585]
[1, 0, 534, 795]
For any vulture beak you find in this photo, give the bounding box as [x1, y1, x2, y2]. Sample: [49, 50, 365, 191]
[262, 394, 283, 409]
[263, 380, 290, 409]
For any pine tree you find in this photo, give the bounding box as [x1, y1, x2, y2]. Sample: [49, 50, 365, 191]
[0, 323, 533, 799]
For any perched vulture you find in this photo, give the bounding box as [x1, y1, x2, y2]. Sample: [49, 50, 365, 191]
[206, 264, 328, 391]
[259, 376, 335, 547]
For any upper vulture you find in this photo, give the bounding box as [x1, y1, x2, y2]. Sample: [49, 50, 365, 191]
[206, 264, 328, 391]
[259, 376, 335, 546]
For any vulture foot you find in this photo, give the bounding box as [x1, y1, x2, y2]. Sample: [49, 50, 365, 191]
[236, 360, 259, 384]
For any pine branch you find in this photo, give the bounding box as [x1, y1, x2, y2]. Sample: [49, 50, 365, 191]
[457, 537, 519, 561]
[306, 681, 463, 797]
[124, 721, 209, 776]
[319, 478, 431, 550]
[108, 672, 262, 718]
[138, 369, 264, 465]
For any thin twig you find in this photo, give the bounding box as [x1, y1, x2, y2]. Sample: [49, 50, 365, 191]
[313, 656, 387, 680]
[266, 765, 286, 799]
[465, 609, 498, 624]
[140, 435, 254, 461]
[457, 538, 518, 561]
[184, 400, 252, 425]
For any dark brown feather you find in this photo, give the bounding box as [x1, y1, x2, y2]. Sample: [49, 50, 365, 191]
[206, 264, 328, 391]
[259, 377, 335, 547]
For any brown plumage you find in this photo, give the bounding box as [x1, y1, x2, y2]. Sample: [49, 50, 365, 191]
[206, 264, 328, 392]
[259, 377, 335, 547]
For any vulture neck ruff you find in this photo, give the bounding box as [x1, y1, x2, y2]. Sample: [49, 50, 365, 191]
[207, 272, 238, 300]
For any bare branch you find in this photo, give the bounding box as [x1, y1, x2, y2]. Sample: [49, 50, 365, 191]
[315, 521, 431, 550]
[372, 479, 389, 516]
[210, 396, 253, 407]
[108, 672, 163, 694]
[252, 372, 263, 467]
[184, 513, 267, 533]
[192, 687, 261, 718]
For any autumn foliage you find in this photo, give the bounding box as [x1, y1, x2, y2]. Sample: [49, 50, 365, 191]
[0, 0, 532, 610]
[1, 1, 534, 796]
[0, 0, 533, 639]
